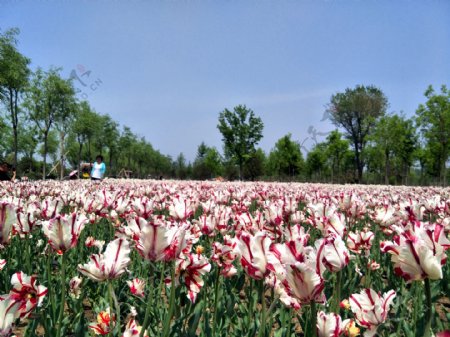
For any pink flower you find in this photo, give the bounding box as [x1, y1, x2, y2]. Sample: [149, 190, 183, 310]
[134, 217, 186, 262]
[235, 231, 279, 280]
[381, 223, 450, 281]
[122, 318, 148, 337]
[211, 235, 238, 277]
[0, 259, 5, 271]
[0, 297, 20, 337]
[127, 278, 145, 298]
[78, 238, 131, 282]
[177, 253, 211, 303]
[8, 272, 48, 318]
[349, 288, 396, 337]
[42, 213, 88, 253]
[168, 197, 195, 220]
[346, 229, 374, 255]
[0, 202, 15, 245]
[283, 261, 325, 304]
[89, 308, 115, 335]
[85, 236, 105, 251]
[317, 311, 350, 337]
[316, 234, 350, 273]
[69, 276, 83, 299]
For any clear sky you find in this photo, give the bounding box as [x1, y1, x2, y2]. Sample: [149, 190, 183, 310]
[1, 0, 449, 161]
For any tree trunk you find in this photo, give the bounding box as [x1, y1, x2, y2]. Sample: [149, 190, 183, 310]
[42, 132, 48, 180]
[9, 89, 18, 168]
[354, 145, 363, 183]
[77, 142, 83, 177]
[59, 131, 65, 180]
[384, 150, 390, 185]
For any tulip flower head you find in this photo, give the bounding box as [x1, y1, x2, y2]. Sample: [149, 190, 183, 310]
[42, 213, 88, 253]
[69, 276, 83, 299]
[127, 278, 145, 298]
[317, 311, 350, 337]
[134, 217, 186, 262]
[0, 202, 15, 245]
[381, 223, 450, 281]
[0, 298, 20, 337]
[235, 231, 280, 280]
[89, 308, 115, 335]
[349, 288, 396, 337]
[8, 272, 48, 318]
[78, 238, 131, 282]
[177, 252, 211, 303]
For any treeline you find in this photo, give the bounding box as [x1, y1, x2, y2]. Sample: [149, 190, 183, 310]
[1, 28, 449, 185]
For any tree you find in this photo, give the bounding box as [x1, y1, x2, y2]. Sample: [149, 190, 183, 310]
[0, 28, 31, 167]
[217, 105, 264, 180]
[306, 144, 328, 181]
[243, 148, 266, 181]
[174, 153, 188, 180]
[192, 143, 223, 180]
[71, 101, 100, 173]
[267, 133, 304, 179]
[416, 85, 450, 186]
[327, 85, 388, 183]
[324, 130, 350, 183]
[101, 115, 120, 174]
[24, 67, 75, 179]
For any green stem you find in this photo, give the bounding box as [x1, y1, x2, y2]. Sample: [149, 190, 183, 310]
[109, 282, 120, 336]
[286, 308, 292, 336]
[140, 263, 154, 337]
[334, 270, 342, 314]
[161, 263, 176, 337]
[258, 280, 266, 337]
[310, 301, 317, 337]
[212, 267, 221, 337]
[46, 253, 56, 323]
[108, 282, 114, 336]
[55, 253, 66, 337]
[158, 263, 166, 321]
[423, 278, 433, 337]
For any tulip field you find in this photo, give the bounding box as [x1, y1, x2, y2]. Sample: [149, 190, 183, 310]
[0, 179, 449, 337]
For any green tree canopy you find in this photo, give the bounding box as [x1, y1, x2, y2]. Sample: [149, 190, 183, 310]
[327, 85, 388, 183]
[0, 28, 31, 167]
[416, 85, 450, 186]
[267, 133, 304, 178]
[217, 105, 264, 180]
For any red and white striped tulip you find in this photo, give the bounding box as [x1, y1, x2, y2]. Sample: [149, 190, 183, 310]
[381, 223, 450, 281]
[349, 288, 396, 337]
[0, 203, 15, 245]
[8, 272, 48, 318]
[316, 311, 350, 337]
[42, 213, 88, 253]
[127, 278, 145, 298]
[0, 298, 20, 337]
[78, 238, 131, 282]
[134, 217, 186, 262]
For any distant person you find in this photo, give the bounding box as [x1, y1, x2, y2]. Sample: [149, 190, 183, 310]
[0, 162, 15, 182]
[90, 155, 106, 181]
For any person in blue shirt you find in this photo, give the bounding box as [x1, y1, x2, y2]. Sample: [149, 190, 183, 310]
[90, 155, 106, 181]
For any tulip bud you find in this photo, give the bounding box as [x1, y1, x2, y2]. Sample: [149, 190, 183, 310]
[345, 320, 360, 337]
[340, 299, 350, 310]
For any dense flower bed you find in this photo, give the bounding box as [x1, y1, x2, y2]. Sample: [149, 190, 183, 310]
[0, 179, 449, 337]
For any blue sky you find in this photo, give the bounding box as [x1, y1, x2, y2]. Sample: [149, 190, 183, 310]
[1, 0, 449, 161]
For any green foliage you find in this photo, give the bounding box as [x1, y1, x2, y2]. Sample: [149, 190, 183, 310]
[327, 85, 388, 182]
[266, 133, 304, 179]
[217, 105, 264, 180]
[192, 142, 224, 180]
[415, 85, 450, 186]
[0, 27, 31, 166]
